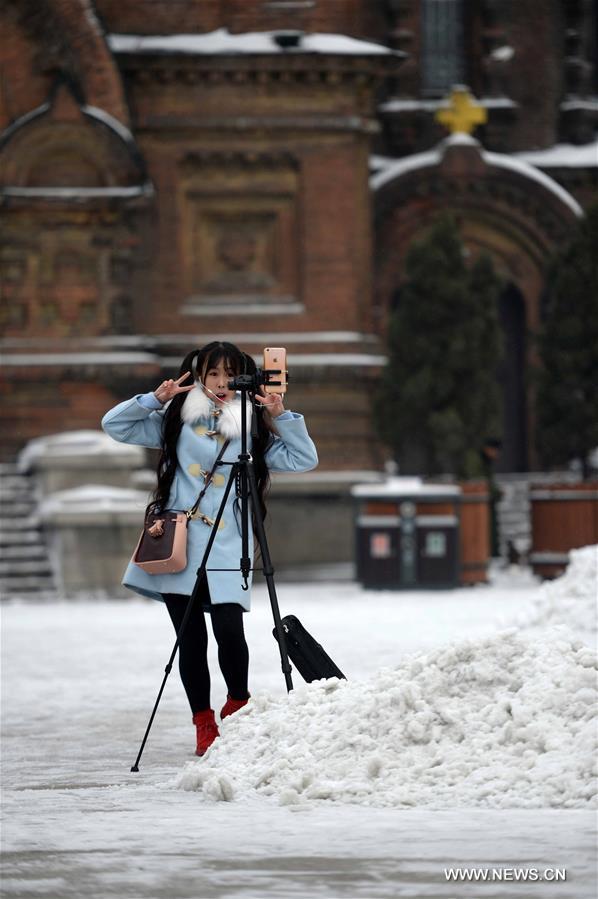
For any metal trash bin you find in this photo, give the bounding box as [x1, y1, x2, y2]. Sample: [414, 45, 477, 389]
[352, 477, 461, 589]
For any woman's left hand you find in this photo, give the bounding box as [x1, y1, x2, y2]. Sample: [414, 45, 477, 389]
[255, 390, 285, 418]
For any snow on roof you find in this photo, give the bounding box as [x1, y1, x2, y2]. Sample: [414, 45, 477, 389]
[159, 352, 388, 369]
[1, 335, 151, 349]
[0, 102, 51, 148]
[370, 147, 442, 189]
[0, 100, 152, 195]
[515, 141, 598, 168]
[2, 352, 157, 365]
[40, 484, 149, 520]
[379, 96, 517, 113]
[370, 153, 396, 172]
[371, 135, 583, 217]
[83, 2, 105, 37]
[484, 150, 583, 216]
[108, 29, 396, 57]
[0, 101, 137, 156]
[18, 430, 144, 471]
[272, 470, 384, 484]
[1, 186, 152, 199]
[175, 330, 379, 345]
[351, 476, 461, 498]
[82, 104, 135, 145]
[176, 548, 597, 807]
[262, 353, 387, 367]
[561, 96, 598, 112]
[490, 45, 515, 62]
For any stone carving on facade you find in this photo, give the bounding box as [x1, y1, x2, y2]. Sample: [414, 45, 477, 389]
[203, 222, 276, 295]
[179, 152, 299, 310]
[0, 224, 145, 338]
[0, 82, 152, 340]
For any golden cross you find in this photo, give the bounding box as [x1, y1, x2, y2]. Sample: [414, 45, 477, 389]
[435, 86, 487, 135]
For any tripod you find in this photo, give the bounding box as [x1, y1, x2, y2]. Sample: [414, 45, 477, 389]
[131, 384, 293, 772]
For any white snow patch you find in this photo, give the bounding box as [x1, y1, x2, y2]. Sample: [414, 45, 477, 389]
[154, 329, 380, 345]
[81, 0, 104, 36]
[177, 631, 596, 809]
[370, 153, 396, 172]
[444, 132, 480, 147]
[352, 475, 460, 498]
[39, 484, 149, 518]
[83, 105, 135, 145]
[0, 102, 51, 145]
[108, 29, 394, 57]
[370, 147, 442, 187]
[1, 186, 151, 198]
[561, 96, 598, 112]
[2, 352, 157, 366]
[176, 549, 598, 809]
[483, 96, 519, 108]
[272, 469, 383, 486]
[379, 97, 442, 113]
[261, 352, 387, 366]
[371, 137, 583, 217]
[379, 95, 518, 113]
[18, 430, 144, 472]
[515, 141, 598, 168]
[478, 149, 584, 216]
[490, 45, 515, 62]
[517, 545, 598, 640]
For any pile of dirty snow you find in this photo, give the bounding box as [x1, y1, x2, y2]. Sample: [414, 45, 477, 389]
[177, 629, 597, 808]
[518, 545, 597, 639]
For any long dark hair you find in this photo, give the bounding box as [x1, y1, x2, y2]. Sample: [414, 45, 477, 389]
[150, 342, 273, 527]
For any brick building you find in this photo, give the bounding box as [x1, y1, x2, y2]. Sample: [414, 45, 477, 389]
[1, 0, 597, 473]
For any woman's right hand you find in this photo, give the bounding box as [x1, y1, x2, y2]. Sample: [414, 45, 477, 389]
[153, 371, 194, 404]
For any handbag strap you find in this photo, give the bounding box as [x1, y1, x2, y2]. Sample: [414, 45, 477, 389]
[187, 439, 231, 519]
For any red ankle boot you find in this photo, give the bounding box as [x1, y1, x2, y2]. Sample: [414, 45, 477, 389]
[220, 694, 250, 720]
[192, 709, 219, 756]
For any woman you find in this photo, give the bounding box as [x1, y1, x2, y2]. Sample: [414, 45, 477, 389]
[101, 342, 318, 756]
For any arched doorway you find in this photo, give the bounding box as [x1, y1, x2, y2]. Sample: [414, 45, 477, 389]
[372, 137, 582, 472]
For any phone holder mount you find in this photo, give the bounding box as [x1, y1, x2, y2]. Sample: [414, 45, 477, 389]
[227, 368, 287, 393]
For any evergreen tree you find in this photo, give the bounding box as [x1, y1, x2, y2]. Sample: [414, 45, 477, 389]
[535, 205, 598, 478]
[376, 215, 503, 478]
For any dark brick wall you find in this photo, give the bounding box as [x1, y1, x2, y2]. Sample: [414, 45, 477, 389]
[0, 366, 155, 460]
[1, 0, 128, 130]
[94, 0, 389, 41]
[1, 0, 596, 470]
[504, 0, 563, 151]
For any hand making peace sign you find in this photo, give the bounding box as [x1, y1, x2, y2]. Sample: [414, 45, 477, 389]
[153, 371, 195, 404]
[255, 388, 285, 418]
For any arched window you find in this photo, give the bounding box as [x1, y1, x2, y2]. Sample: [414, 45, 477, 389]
[421, 0, 465, 95]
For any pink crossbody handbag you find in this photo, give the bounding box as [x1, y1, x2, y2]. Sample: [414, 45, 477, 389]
[132, 440, 230, 575]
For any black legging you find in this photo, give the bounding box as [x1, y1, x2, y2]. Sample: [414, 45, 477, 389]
[163, 591, 249, 714]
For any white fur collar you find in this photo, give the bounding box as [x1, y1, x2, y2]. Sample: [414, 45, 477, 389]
[181, 385, 251, 439]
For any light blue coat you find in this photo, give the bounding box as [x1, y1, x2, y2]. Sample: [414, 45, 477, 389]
[101, 393, 318, 609]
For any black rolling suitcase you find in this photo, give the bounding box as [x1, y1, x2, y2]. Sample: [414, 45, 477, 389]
[273, 614, 346, 683]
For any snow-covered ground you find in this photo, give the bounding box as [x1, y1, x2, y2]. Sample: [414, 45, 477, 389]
[1, 551, 597, 898]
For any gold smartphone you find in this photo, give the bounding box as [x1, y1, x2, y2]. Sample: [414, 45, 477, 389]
[263, 347, 288, 394]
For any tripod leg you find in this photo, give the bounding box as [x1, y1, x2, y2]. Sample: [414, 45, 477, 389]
[245, 462, 294, 692]
[130, 464, 239, 772]
[238, 461, 251, 589]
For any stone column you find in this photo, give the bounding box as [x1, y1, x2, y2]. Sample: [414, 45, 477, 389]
[39, 485, 150, 596]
